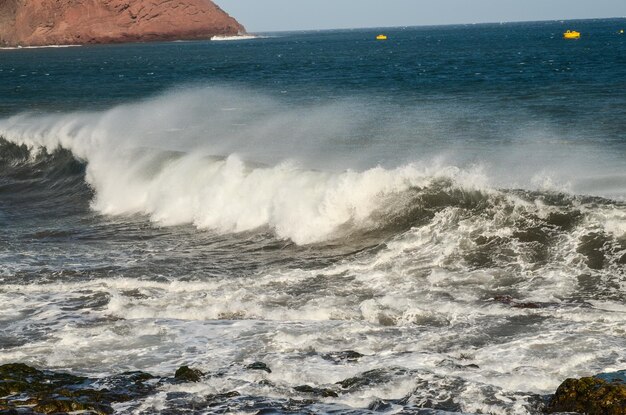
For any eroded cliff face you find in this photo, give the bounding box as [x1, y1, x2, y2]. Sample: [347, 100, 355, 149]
[0, 0, 245, 46]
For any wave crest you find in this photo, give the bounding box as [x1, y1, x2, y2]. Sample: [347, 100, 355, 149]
[1, 87, 625, 245]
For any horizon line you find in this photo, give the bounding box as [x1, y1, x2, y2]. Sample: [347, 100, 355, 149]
[244, 16, 626, 34]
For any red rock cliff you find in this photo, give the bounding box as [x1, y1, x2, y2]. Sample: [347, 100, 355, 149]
[0, 0, 245, 46]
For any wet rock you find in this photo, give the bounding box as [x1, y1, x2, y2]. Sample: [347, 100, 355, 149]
[197, 391, 241, 409]
[174, 365, 204, 383]
[0, 363, 87, 397]
[0, 363, 157, 415]
[491, 295, 546, 309]
[0, 363, 42, 379]
[512, 302, 543, 309]
[114, 370, 155, 384]
[337, 368, 406, 391]
[293, 385, 339, 398]
[368, 399, 393, 411]
[97, 371, 157, 400]
[33, 398, 110, 415]
[246, 362, 272, 373]
[0, 381, 27, 396]
[547, 373, 626, 415]
[322, 350, 364, 364]
[206, 391, 240, 401]
[437, 359, 480, 370]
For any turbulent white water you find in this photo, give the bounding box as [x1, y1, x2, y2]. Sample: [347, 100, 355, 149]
[1, 87, 625, 414]
[1, 191, 625, 413]
[0, 45, 82, 50]
[1, 87, 624, 244]
[211, 35, 263, 41]
[0, 88, 474, 244]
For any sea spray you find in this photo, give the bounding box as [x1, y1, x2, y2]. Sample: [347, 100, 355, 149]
[0, 88, 495, 244]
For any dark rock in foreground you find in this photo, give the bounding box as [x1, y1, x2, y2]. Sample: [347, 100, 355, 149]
[547, 371, 626, 415]
[13, 361, 622, 414]
[174, 365, 205, 383]
[0, 363, 157, 414]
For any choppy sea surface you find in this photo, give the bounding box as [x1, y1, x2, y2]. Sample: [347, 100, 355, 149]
[1, 19, 625, 414]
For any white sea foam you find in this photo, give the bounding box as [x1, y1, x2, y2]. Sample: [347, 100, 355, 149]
[2, 271, 623, 413]
[0, 44, 81, 50]
[1, 183, 623, 390]
[4, 87, 624, 245]
[1, 192, 624, 413]
[0, 88, 500, 244]
[211, 34, 262, 41]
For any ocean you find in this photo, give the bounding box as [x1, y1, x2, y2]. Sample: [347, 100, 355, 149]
[0, 18, 625, 414]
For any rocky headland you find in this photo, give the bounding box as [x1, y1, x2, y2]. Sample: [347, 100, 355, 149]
[0, 0, 245, 47]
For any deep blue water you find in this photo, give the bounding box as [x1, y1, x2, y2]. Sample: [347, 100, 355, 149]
[2, 19, 626, 118]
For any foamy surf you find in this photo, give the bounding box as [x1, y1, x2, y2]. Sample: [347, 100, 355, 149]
[0, 44, 81, 50]
[1, 87, 625, 245]
[211, 34, 261, 41]
[0, 79, 625, 414]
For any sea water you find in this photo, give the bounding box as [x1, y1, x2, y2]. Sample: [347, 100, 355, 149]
[0, 19, 625, 414]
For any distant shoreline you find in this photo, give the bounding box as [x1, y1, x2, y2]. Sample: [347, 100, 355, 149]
[0, 44, 82, 50]
[0, 34, 262, 51]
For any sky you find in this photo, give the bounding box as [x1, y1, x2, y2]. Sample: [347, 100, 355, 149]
[215, 0, 626, 32]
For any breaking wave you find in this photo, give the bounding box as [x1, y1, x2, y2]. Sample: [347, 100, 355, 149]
[0, 86, 625, 246]
[210, 35, 263, 41]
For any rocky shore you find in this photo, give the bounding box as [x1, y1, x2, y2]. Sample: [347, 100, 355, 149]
[0, 0, 245, 47]
[1, 361, 624, 414]
[0, 363, 157, 414]
[546, 371, 626, 415]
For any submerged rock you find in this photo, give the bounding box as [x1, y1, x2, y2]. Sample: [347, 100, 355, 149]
[322, 350, 364, 364]
[337, 368, 406, 391]
[368, 398, 394, 411]
[293, 385, 339, 398]
[246, 362, 272, 373]
[174, 365, 204, 383]
[491, 294, 562, 309]
[206, 391, 240, 401]
[547, 371, 626, 415]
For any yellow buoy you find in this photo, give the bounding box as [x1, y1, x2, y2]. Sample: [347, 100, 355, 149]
[376, 34, 387, 41]
[620, 29, 624, 34]
[563, 30, 581, 39]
